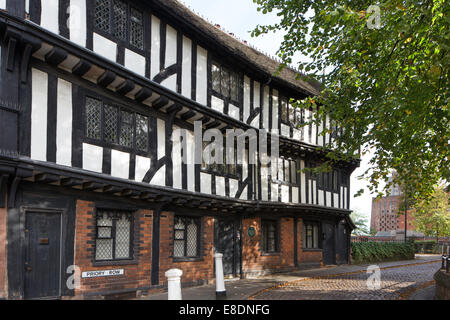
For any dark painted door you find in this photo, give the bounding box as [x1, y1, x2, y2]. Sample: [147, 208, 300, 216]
[336, 221, 349, 264]
[215, 218, 241, 276]
[24, 212, 62, 299]
[322, 222, 336, 265]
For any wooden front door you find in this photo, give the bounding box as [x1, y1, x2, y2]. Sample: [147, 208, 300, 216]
[336, 221, 349, 264]
[214, 218, 241, 277]
[322, 222, 336, 265]
[24, 212, 62, 299]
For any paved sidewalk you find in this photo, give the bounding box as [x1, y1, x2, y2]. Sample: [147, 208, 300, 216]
[141, 255, 441, 300]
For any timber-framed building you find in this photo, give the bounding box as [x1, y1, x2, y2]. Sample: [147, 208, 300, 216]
[0, 0, 358, 299]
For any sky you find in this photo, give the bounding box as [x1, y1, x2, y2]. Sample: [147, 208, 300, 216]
[181, 0, 374, 227]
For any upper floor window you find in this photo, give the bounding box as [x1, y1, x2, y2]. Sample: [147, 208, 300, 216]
[95, 0, 144, 50]
[201, 140, 238, 178]
[281, 98, 304, 127]
[173, 216, 201, 258]
[211, 62, 240, 103]
[317, 169, 340, 192]
[95, 210, 133, 261]
[85, 97, 150, 153]
[273, 157, 297, 185]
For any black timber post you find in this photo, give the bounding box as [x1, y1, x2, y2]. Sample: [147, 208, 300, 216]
[6, 0, 25, 18]
[151, 203, 165, 286]
[294, 217, 298, 267]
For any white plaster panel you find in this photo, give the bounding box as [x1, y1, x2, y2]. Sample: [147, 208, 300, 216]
[165, 25, 177, 67]
[31, 68, 48, 162]
[82, 143, 103, 173]
[150, 15, 160, 79]
[200, 172, 212, 194]
[196, 46, 208, 105]
[215, 176, 226, 197]
[135, 156, 151, 183]
[229, 179, 239, 198]
[125, 49, 146, 77]
[292, 187, 299, 204]
[69, 0, 87, 47]
[56, 78, 72, 166]
[41, 0, 59, 34]
[211, 96, 224, 113]
[281, 185, 289, 203]
[93, 33, 117, 62]
[111, 149, 130, 179]
[271, 183, 279, 202]
[181, 36, 192, 98]
[229, 103, 240, 121]
[157, 118, 165, 159]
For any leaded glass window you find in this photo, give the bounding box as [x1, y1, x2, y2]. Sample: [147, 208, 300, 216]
[262, 220, 278, 253]
[303, 222, 320, 249]
[281, 99, 288, 123]
[135, 114, 149, 152]
[94, 0, 145, 50]
[130, 7, 144, 49]
[113, 0, 127, 41]
[173, 216, 201, 258]
[120, 110, 134, 148]
[95, 0, 111, 33]
[104, 104, 119, 143]
[84, 96, 152, 154]
[211, 61, 240, 103]
[86, 97, 102, 140]
[95, 210, 133, 261]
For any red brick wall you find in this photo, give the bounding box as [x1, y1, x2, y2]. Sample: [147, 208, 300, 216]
[0, 195, 6, 299]
[242, 217, 295, 276]
[159, 212, 215, 286]
[73, 200, 153, 297]
[297, 219, 322, 264]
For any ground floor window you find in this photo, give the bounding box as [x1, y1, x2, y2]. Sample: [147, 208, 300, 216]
[261, 220, 279, 253]
[303, 222, 320, 249]
[95, 210, 133, 261]
[173, 216, 201, 258]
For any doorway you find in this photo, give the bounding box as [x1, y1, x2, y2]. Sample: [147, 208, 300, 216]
[24, 211, 62, 299]
[214, 218, 241, 277]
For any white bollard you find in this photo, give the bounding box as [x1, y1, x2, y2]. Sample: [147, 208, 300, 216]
[165, 268, 183, 300]
[214, 253, 226, 299]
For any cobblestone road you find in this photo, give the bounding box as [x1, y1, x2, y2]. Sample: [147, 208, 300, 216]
[251, 261, 441, 300]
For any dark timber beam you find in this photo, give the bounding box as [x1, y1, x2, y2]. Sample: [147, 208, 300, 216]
[97, 70, 116, 87]
[116, 79, 135, 95]
[135, 88, 153, 103]
[152, 96, 169, 110]
[60, 177, 83, 188]
[45, 47, 68, 66]
[72, 60, 92, 77]
[180, 110, 196, 121]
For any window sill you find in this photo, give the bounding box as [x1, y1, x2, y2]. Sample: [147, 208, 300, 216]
[302, 248, 322, 252]
[260, 252, 281, 257]
[172, 257, 204, 263]
[92, 259, 139, 267]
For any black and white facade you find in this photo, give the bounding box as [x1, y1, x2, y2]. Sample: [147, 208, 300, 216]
[0, 0, 358, 300]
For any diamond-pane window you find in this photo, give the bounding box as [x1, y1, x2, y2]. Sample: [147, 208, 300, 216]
[95, 0, 111, 33]
[173, 216, 200, 258]
[120, 111, 134, 148]
[104, 105, 118, 143]
[130, 7, 144, 49]
[86, 97, 102, 140]
[113, 0, 127, 41]
[95, 210, 133, 261]
[136, 114, 149, 151]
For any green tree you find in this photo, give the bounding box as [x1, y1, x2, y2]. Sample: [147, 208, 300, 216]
[411, 184, 450, 239]
[350, 211, 370, 235]
[252, 0, 449, 201]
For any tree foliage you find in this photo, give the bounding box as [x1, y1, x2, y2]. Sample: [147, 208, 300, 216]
[252, 0, 449, 200]
[350, 211, 370, 235]
[411, 184, 450, 237]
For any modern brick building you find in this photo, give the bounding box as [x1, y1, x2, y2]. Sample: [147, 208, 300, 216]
[0, 0, 357, 299]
